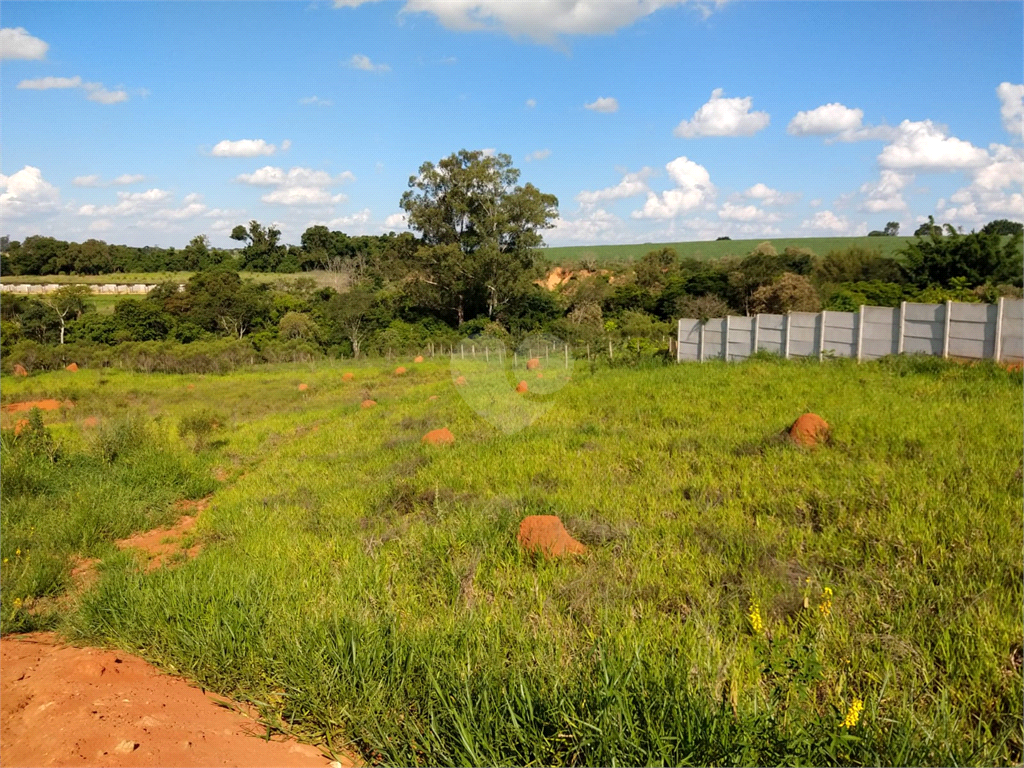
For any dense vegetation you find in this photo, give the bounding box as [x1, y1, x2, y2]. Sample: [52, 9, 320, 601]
[1, 355, 1021, 765]
[2, 151, 1021, 376]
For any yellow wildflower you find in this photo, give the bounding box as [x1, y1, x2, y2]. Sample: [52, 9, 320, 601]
[819, 586, 833, 617]
[12, 598, 23, 611]
[747, 598, 763, 634]
[15, 549, 21, 557]
[841, 697, 864, 728]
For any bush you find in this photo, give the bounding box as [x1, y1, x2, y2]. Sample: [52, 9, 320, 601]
[90, 413, 151, 464]
[178, 409, 223, 452]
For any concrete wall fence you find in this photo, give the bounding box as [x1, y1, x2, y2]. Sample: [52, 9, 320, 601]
[677, 298, 1024, 364]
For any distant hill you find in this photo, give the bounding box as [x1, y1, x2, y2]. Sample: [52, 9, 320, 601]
[540, 236, 918, 265]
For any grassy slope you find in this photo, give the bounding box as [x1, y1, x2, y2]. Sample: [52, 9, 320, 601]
[541, 236, 918, 264]
[1, 357, 1021, 765]
[1, 271, 344, 287]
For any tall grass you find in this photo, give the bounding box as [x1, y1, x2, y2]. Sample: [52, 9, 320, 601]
[2, 355, 1021, 765]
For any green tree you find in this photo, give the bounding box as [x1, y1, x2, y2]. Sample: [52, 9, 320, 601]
[901, 218, 1023, 288]
[749, 273, 821, 315]
[400, 149, 558, 325]
[231, 220, 285, 272]
[39, 285, 92, 344]
[325, 285, 376, 357]
[981, 219, 1023, 237]
[278, 311, 319, 340]
[884, 221, 900, 237]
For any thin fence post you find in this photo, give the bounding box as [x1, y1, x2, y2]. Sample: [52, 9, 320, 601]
[942, 300, 952, 359]
[546, 346, 550, 362]
[752, 314, 760, 356]
[461, 344, 465, 360]
[857, 305, 865, 362]
[472, 344, 476, 358]
[608, 338, 613, 362]
[565, 344, 569, 369]
[818, 310, 827, 361]
[897, 301, 907, 355]
[514, 351, 518, 368]
[698, 323, 705, 363]
[995, 297, 1005, 362]
[724, 315, 731, 361]
[485, 346, 489, 363]
[783, 313, 791, 359]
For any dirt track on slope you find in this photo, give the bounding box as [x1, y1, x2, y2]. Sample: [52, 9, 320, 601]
[0, 633, 356, 768]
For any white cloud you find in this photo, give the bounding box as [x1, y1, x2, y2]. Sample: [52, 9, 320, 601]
[337, 1, 715, 45]
[73, 173, 145, 187]
[73, 174, 101, 187]
[480, 148, 496, 157]
[17, 75, 82, 90]
[585, 96, 618, 113]
[77, 188, 172, 218]
[18, 76, 130, 104]
[859, 170, 911, 213]
[673, 88, 769, 138]
[262, 188, 347, 206]
[742, 183, 799, 206]
[800, 210, 864, 235]
[210, 139, 282, 157]
[112, 174, 144, 186]
[526, 98, 537, 108]
[549, 208, 622, 243]
[524, 149, 551, 162]
[809, 199, 822, 208]
[0, 166, 60, 218]
[0, 27, 49, 60]
[348, 53, 390, 72]
[183, 193, 203, 204]
[631, 156, 714, 219]
[325, 209, 372, 229]
[84, 83, 128, 104]
[576, 167, 653, 207]
[877, 120, 990, 171]
[300, 96, 332, 106]
[997, 82, 1024, 137]
[718, 201, 778, 222]
[281, 139, 292, 151]
[383, 212, 408, 230]
[237, 166, 350, 187]
[973, 143, 1024, 191]
[153, 203, 208, 221]
[787, 103, 897, 143]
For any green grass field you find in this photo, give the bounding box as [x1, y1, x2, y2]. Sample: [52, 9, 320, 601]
[1, 354, 1021, 765]
[0, 270, 344, 287]
[542, 236, 919, 265]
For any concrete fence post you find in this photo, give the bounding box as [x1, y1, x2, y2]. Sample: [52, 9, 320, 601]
[856, 305, 866, 362]
[897, 301, 907, 355]
[752, 314, 760, 355]
[994, 297, 1005, 362]
[698, 322, 705, 363]
[942, 300, 952, 359]
[783, 313, 791, 359]
[724, 315, 731, 361]
[819, 310, 827, 361]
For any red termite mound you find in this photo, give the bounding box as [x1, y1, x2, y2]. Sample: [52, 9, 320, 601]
[342, 372, 355, 382]
[298, 383, 309, 391]
[13, 364, 28, 377]
[454, 376, 467, 386]
[526, 358, 541, 371]
[517, 515, 586, 558]
[360, 399, 377, 409]
[516, 381, 528, 393]
[414, 356, 425, 363]
[65, 362, 79, 372]
[789, 413, 830, 447]
[394, 367, 407, 375]
[422, 427, 455, 445]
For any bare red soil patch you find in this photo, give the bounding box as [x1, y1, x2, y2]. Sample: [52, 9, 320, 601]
[516, 381, 529, 393]
[298, 383, 309, 391]
[789, 413, 830, 447]
[526, 358, 541, 371]
[427, 395, 439, 401]
[116, 514, 202, 573]
[360, 399, 376, 409]
[517, 515, 586, 558]
[422, 428, 455, 446]
[14, 418, 30, 436]
[394, 366, 407, 375]
[2, 399, 68, 414]
[13, 364, 28, 377]
[83, 416, 100, 428]
[66, 362, 79, 372]
[0, 633, 350, 768]
[342, 373, 354, 382]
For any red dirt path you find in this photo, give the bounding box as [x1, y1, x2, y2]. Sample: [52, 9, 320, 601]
[1, 633, 353, 768]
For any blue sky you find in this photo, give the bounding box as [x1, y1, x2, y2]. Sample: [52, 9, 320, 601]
[1, 1, 1021, 249]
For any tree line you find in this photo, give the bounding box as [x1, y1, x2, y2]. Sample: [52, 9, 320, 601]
[1, 150, 1021, 372]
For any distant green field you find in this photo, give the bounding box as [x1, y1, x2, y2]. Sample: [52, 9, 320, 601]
[541, 236, 918, 265]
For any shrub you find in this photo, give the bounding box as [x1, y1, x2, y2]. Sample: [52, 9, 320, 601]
[178, 409, 223, 452]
